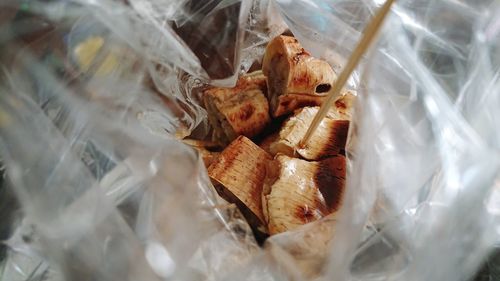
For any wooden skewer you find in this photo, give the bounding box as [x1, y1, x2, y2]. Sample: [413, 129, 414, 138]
[299, 0, 396, 148]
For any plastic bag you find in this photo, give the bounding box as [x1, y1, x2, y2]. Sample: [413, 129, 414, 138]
[1, 0, 500, 281]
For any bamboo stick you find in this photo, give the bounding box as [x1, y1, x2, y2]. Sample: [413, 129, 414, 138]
[299, 0, 396, 148]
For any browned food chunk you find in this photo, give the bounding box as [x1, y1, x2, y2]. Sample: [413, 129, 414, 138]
[208, 136, 272, 231]
[203, 71, 271, 145]
[262, 35, 338, 117]
[269, 101, 352, 160]
[262, 154, 346, 235]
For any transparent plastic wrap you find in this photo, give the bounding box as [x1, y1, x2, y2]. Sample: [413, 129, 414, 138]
[1, 0, 500, 281]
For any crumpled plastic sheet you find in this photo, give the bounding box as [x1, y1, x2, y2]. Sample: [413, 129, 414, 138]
[0, 0, 499, 281]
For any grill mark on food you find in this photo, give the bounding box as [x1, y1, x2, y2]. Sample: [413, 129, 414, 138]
[313, 157, 346, 211]
[277, 96, 322, 116]
[295, 205, 318, 224]
[249, 161, 267, 206]
[317, 120, 349, 159]
[292, 48, 310, 64]
[294, 99, 321, 109]
[281, 100, 291, 108]
[209, 136, 244, 177]
[335, 98, 347, 110]
[239, 103, 255, 121]
[292, 72, 310, 84]
[264, 159, 280, 187]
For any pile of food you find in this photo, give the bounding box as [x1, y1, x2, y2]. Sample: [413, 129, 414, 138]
[186, 35, 355, 239]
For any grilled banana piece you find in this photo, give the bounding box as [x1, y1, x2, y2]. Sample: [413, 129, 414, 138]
[208, 136, 272, 231]
[270, 104, 350, 161]
[204, 72, 270, 146]
[262, 35, 337, 117]
[262, 154, 346, 235]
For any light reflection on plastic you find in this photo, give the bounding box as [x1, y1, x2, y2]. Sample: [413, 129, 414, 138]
[145, 241, 176, 278]
[301, 0, 319, 9]
[487, 180, 500, 216]
[149, 159, 159, 176]
[441, 127, 457, 147]
[424, 95, 440, 117]
[405, 207, 417, 216]
[485, 17, 500, 40]
[393, 7, 425, 31]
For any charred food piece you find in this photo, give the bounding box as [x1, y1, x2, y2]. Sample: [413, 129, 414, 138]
[204, 71, 270, 146]
[270, 105, 350, 161]
[208, 136, 272, 231]
[262, 154, 346, 235]
[262, 35, 337, 117]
